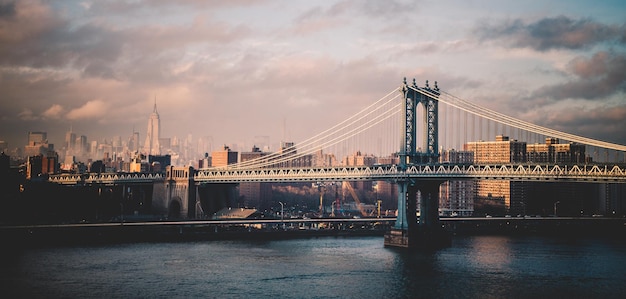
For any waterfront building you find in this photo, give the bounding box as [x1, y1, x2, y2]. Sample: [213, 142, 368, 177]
[312, 149, 337, 167]
[143, 101, 161, 155]
[130, 155, 149, 172]
[148, 155, 171, 173]
[464, 135, 526, 164]
[212, 145, 238, 167]
[343, 151, 376, 167]
[345, 152, 376, 181]
[239, 146, 273, 210]
[527, 137, 586, 163]
[439, 149, 475, 216]
[464, 136, 526, 215]
[440, 149, 474, 164]
[599, 183, 626, 216]
[277, 141, 312, 168]
[198, 153, 211, 168]
[373, 154, 399, 211]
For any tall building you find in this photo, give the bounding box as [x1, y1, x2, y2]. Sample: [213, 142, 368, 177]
[342, 151, 374, 193]
[373, 154, 399, 211]
[439, 149, 475, 216]
[278, 141, 312, 167]
[24, 131, 50, 157]
[143, 101, 161, 155]
[128, 131, 140, 153]
[464, 135, 526, 164]
[527, 137, 586, 163]
[28, 131, 47, 145]
[76, 135, 88, 157]
[312, 149, 337, 167]
[212, 145, 238, 167]
[464, 135, 526, 215]
[42, 151, 59, 175]
[239, 146, 272, 209]
[65, 128, 76, 153]
[343, 151, 376, 167]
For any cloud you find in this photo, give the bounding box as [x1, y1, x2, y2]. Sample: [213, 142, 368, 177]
[42, 104, 64, 119]
[542, 104, 626, 145]
[475, 16, 626, 51]
[0, 0, 69, 67]
[533, 51, 626, 100]
[0, 0, 63, 43]
[17, 108, 37, 121]
[0, 0, 253, 83]
[66, 100, 108, 120]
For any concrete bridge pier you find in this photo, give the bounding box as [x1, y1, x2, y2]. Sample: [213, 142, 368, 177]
[152, 166, 239, 219]
[385, 180, 450, 249]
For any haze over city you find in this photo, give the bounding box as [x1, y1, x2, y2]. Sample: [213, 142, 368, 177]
[1, 0, 625, 154]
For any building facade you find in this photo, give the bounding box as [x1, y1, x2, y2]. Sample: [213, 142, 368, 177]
[439, 149, 475, 216]
[211, 145, 238, 167]
[464, 135, 526, 215]
[239, 146, 272, 209]
[527, 137, 586, 163]
[464, 135, 526, 164]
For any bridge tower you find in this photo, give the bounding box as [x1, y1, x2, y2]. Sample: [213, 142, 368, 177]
[385, 78, 450, 249]
[152, 166, 197, 219]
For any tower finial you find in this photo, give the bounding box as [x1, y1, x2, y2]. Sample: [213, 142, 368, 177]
[153, 95, 158, 113]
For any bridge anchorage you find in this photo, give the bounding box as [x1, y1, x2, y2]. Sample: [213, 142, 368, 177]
[384, 78, 451, 249]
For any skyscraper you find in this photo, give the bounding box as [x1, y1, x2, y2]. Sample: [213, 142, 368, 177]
[143, 100, 161, 155]
[65, 127, 76, 153]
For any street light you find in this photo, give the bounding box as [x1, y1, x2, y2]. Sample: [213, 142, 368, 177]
[554, 201, 560, 217]
[279, 201, 285, 230]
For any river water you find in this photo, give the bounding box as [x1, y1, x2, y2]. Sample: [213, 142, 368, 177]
[2, 235, 626, 298]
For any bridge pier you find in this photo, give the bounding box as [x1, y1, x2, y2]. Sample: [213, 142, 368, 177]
[385, 180, 450, 249]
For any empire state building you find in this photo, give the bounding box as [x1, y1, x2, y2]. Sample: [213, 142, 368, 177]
[143, 101, 161, 155]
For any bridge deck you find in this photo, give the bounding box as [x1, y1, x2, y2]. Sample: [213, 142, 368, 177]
[48, 164, 626, 185]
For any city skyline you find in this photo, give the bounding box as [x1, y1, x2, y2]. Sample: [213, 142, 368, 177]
[1, 1, 626, 152]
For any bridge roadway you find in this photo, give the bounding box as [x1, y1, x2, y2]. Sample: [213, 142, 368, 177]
[48, 164, 626, 185]
[195, 164, 626, 183]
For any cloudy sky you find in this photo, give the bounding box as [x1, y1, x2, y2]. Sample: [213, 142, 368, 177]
[1, 0, 625, 154]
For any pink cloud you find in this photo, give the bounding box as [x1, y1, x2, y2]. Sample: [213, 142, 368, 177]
[42, 104, 64, 119]
[66, 100, 108, 120]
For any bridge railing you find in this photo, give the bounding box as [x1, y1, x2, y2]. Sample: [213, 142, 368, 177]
[194, 163, 626, 183]
[47, 164, 626, 185]
[49, 172, 164, 185]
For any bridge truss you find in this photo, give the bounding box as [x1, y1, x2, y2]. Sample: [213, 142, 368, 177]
[195, 164, 626, 183]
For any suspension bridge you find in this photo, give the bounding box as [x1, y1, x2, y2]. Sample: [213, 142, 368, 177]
[49, 78, 626, 248]
[197, 78, 626, 248]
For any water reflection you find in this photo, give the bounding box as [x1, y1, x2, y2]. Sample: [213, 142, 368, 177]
[467, 236, 513, 271]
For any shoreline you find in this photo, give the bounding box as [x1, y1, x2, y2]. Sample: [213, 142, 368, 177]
[3, 217, 625, 248]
